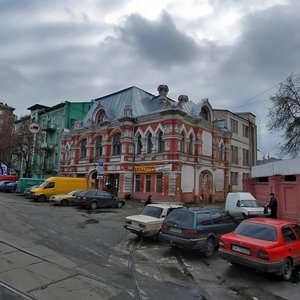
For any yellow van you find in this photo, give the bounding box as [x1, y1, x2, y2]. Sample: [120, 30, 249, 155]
[30, 177, 95, 202]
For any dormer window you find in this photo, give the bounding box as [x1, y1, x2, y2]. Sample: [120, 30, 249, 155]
[200, 106, 211, 122]
[96, 111, 107, 124]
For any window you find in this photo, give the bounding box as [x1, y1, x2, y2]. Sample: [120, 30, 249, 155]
[230, 118, 238, 134]
[146, 132, 153, 154]
[243, 149, 249, 166]
[243, 124, 249, 137]
[282, 226, 297, 243]
[200, 106, 210, 122]
[97, 111, 107, 124]
[189, 134, 194, 155]
[135, 175, 141, 192]
[243, 173, 249, 180]
[180, 131, 185, 153]
[80, 139, 87, 158]
[231, 145, 239, 164]
[156, 174, 163, 193]
[231, 172, 238, 185]
[95, 136, 103, 157]
[157, 130, 164, 153]
[112, 133, 121, 155]
[145, 175, 151, 192]
[218, 144, 224, 160]
[196, 212, 212, 225]
[136, 133, 142, 155]
[291, 224, 300, 239]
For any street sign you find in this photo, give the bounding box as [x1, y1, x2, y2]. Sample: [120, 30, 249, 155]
[97, 159, 104, 175]
[29, 122, 41, 134]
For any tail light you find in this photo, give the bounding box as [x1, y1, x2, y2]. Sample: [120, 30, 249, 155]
[139, 224, 146, 228]
[257, 250, 269, 260]
[80, 196, 87, 201]
[219, 240, 225, 248]
[183, 229, 198, 238]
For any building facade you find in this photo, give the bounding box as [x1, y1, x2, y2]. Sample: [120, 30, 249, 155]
[60, 85, 256, 203]
[0, 102, 15, 174]
[15, 101, 92, 178]
[213, 110, 257, 191]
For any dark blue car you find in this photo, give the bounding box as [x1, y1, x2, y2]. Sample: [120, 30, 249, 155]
[1, 181, 18, 193]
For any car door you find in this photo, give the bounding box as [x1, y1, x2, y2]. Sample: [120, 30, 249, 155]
[103, 191, 115, 207]
[290, 224, 300, 265]
[281, 225, 300, 265]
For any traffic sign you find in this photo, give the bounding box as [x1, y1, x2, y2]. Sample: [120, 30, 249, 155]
[29, 123, 41, 134]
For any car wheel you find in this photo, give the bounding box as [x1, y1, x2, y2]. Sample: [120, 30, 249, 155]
[116, 201, 122, 208]
[281, 258, 293, 281]
[204, 237, 215, 257]
[38, 195, 47, 202]
[61, 199, 69, 206]
[90, 201, 98, 210]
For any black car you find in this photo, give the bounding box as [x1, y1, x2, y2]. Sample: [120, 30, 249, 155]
[159, 207, 239, 257]
[75, 190, 125, 210]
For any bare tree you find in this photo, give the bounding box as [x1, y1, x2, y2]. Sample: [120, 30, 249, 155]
[268, 74, 300, 157]
[0, 114, 15, 174]
[11, 120, 43, 177]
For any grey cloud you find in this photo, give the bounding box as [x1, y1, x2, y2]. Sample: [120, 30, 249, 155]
[116, 11, 202, 67]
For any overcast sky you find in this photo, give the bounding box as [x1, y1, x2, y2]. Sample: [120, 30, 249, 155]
[1, 0, 299, 159]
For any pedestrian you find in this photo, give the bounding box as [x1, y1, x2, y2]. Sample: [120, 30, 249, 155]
[267, 192, 277, 219]
[145, 195, 152, 206]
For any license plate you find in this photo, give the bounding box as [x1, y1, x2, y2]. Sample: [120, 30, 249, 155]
[232, 245, 250, 255]
[169, 227, 182, 234]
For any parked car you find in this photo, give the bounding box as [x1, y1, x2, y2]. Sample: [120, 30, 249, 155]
[2, 181, 18, 193]
[75, 190, 125, 210]
[124, 203, 184, 239]
[49, 190, 83, 206]
[219, 217, 300, 281]
[0, 181, 13, 192]
[159, 207, 239, 256]
[225, 192, 267, 219]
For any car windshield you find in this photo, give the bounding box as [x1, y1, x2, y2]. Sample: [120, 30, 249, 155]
[164, 209, 194, 228]
[234, 221, 277, 241]
[240, 200, 260, 208]
[141, 206, 163, 218]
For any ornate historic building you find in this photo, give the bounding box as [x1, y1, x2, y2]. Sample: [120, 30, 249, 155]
[60, 85, 256, 203]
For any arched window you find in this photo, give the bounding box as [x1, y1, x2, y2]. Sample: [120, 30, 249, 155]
[112, 133, 121, 155]
[146, 132, 153, 154]
[136, 133, 142, 155]
[200, 106, 211, 122]
[96, 111, 107, 124]
[189, 134, 194, 155]
[95, 136, 103, 157]
[180, 131, 185, 153]
[80, 139, 87, 158]
[157, 130, 164, 153]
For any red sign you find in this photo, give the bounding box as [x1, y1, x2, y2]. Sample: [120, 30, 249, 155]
[29, 123, 40, 134]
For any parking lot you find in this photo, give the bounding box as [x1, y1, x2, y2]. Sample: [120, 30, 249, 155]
[0, 192, 299, 299]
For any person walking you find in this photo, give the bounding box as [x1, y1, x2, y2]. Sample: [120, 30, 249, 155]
[267, 192, 278, 219]
[145, 195, 152, 206]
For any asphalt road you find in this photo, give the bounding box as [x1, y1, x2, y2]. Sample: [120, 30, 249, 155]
[0, 192, 299, 300]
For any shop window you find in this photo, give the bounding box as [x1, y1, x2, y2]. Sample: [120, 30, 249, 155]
[156, 174, 163, 193]
[135, 175, 141, 192]
[145, 175, 151, 192]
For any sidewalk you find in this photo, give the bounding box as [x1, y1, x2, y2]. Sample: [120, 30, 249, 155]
[0, 229, 124, 300]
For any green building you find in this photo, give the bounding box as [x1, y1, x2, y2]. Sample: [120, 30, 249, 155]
[23, 101, 93, 178]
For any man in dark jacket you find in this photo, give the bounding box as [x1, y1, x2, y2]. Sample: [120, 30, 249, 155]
[267, 193, 277, 218]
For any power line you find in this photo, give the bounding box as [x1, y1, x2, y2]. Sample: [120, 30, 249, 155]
[228, 71, 300, 110]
